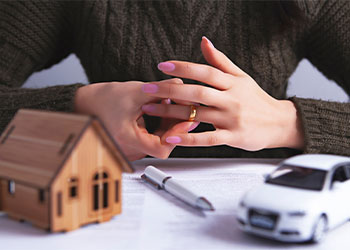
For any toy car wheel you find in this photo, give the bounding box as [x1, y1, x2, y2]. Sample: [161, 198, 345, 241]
[310, 215, 327, 243]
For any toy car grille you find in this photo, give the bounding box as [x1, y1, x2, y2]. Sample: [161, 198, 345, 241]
[249, 209, 279, 231]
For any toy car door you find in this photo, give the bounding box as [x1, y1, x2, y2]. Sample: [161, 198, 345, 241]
[328, 165, 350, 226]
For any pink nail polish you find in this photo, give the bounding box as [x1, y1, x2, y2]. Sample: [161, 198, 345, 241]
[166, 136, 182, 144]
[188, 122, 200, 132]
[202, 36, 215, 48]
[158, 62, 175, 72]
[142, 84, 158, 93]
[142, 104, 156, 113]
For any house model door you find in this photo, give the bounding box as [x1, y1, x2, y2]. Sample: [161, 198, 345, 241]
[91, 171, 111, 221]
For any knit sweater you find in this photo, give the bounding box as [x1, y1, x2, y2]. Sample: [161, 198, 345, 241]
[0, 0, 349, 158]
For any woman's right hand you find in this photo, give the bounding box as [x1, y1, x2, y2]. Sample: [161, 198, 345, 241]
[74, 79, 184, 161]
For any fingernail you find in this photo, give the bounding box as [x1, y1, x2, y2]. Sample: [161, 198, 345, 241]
[166, 136, 182, 144]
[165, 98, 171, 104]
[202, 36, 215, 48]
[158, 62, 175, 72]
[142, 84, 158, 93]
[188, 122, 200, 132]
[142, 104, 156, 113]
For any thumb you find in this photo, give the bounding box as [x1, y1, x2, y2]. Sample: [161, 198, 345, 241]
[161, 121, 200, 143]
[201, 36, 246, 76]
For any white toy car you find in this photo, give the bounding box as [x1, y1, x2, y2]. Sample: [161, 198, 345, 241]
[236, 154, 350, 243]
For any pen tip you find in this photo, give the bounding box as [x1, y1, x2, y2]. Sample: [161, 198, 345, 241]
[197, 197, 215, 211]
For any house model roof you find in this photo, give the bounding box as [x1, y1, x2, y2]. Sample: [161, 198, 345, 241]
[0, 109, 133, 188]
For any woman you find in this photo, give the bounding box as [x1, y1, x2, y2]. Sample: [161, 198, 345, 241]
[0, 0, 349, 161]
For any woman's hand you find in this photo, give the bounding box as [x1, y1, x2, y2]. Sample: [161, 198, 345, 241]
[74, 79, 183, 161]
[141, 37, 305, 151]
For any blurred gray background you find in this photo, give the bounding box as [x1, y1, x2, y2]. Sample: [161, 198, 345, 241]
[23, 54, 349, 102]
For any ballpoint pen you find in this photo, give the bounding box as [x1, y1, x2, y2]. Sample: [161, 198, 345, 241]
[141, 165, 215, 211]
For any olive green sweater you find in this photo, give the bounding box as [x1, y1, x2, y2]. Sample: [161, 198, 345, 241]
[0, 0, 350, 158]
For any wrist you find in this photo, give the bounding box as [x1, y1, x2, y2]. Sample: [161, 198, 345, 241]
[74, 84, 97, 115]
[271, 100, 305, 150]
[74, 86, 88, 114]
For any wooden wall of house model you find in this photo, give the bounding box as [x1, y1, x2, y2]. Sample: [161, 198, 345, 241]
[0, 109, 133, 232]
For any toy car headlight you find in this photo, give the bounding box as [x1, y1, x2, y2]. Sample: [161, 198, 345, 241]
[287, 211, 306, 217]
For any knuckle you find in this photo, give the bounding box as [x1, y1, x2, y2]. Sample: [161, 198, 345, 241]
[207, 134, 218, 145]
[232, 99, 241, 111]
[155, 148, 171, 159]
[206, 67, 218, 79]
[160, 151, 170, 159]
[234, 115, 244, 130]
[194, 87, 206, 100]
[184, 63, 193, 75]
[224, 73, 235, 82]
[234, 132, 245, 145]
[166, 83, 176, 98]
[231, 102, 242, 119]
[187, 134, 197, 145]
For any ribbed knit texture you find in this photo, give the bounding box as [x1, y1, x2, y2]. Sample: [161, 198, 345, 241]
[0, 0, 349, 158]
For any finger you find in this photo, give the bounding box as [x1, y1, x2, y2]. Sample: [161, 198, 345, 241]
[158, 121, 200, 146]
[164, 130, 229, 147]
[149, 78, 184, 85]
[132, 123, 173, 159]
[167, 97, 198, 106]
[140, 78, 184, 104]
[141, 103, 224, 126]
[173, 100, 197, 106]
[135, 129, 173, 159]
[201, 36, 246, 77]
[160, 78, 187, 105]
[167, 121, 200, 133]
[162, 79, 195, 106]
[161, 94, 197, 107]
[157, 61, 232, 90]
[141, 82, 223, 108]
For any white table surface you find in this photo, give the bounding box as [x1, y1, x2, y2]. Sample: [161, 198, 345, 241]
[1, 158, 350, 250]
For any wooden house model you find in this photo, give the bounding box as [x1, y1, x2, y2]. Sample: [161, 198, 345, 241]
[0, 109, 133, 232]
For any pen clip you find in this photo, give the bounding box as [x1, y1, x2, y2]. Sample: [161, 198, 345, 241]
[141, 174, 162, 190]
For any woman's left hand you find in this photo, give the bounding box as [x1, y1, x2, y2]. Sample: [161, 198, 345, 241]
[141, 37, 305, 151]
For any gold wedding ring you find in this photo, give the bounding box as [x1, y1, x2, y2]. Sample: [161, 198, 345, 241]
[188, 105, 197, 122]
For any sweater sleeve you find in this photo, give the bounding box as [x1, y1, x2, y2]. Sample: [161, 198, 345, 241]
[0, 1, 84, 134]
[291, 0, 350, 155]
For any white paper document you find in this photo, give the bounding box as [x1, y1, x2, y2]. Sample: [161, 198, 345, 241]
[1, 158, 350, 250]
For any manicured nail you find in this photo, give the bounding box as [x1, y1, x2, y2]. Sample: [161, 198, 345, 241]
[142, 104, 156, 113]
[164, 98, 171, 104]
[202, 36, 215, 48]
[166, 136, 182, 144]
[158, 62, 175, 72]
[142, 84, 158, 93]
[188, 122, 200, 132]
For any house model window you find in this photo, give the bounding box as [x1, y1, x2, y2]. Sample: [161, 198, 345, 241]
[38, 189, 45, 203]
[8, 180, 15, 195]
[93, 172, 109, 210]
[68, 178, 78, 198]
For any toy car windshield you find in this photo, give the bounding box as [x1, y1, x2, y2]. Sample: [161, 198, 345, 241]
[266, 165, 327, 191]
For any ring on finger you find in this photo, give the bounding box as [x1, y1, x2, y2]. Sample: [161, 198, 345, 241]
[188, 105, 197, 122]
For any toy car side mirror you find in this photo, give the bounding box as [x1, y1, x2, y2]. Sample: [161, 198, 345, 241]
[332, 181, 342, 190]
[263, 173, 270, 181]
